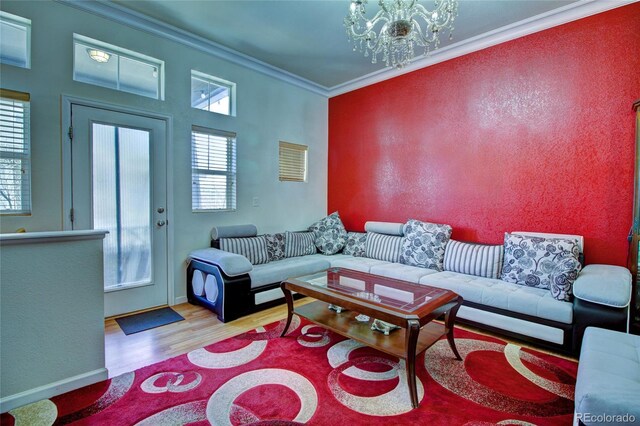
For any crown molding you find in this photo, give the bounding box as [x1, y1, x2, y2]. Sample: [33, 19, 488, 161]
[55, 0, 330, 97]
[328, 0, 638, 97]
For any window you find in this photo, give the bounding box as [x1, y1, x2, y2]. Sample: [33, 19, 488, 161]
[191, 70, 236, 116]
[0, 89, 31, 214]
[73, 34, 164, 100]
[279, 141, 307, 182]
[192, 126, 236, 211]
[0, 11, 31, 68]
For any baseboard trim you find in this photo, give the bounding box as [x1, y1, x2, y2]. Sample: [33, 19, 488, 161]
[0, 368, 108, 413]
[174, 296, 188, 305]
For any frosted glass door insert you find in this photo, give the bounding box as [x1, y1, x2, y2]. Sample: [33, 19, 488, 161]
[92, 123, 151, 289]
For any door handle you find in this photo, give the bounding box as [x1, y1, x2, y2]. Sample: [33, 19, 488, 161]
[157, 220, 166, 227]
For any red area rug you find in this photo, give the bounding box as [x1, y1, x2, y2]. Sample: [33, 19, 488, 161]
[2, 316, 577, 425]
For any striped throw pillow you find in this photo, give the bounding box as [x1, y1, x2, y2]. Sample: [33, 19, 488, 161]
[285, 231, 316, 257]
[444, 240, 504, 279]
[219, 236, 269, 265]
[365, 232, 403, 263]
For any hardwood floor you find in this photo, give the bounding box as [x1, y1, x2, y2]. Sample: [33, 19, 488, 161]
[104, 300, 310, 378]
[105, 300, 575, 378]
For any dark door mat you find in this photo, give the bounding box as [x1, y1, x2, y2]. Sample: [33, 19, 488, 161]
[115, 307, 184, 335]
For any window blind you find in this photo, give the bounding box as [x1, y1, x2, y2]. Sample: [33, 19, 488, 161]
[191, 126, 236, 211]
[0, 89, 31, 214]
[279, 141, 307, 182]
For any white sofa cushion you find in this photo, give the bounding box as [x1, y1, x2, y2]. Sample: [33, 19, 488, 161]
[249, 257, 330, 289]
[330, 256, 392, 273]
[420, 271, 573, 324]
[364, 221, 404, 236]
[369, 262, 439, 283]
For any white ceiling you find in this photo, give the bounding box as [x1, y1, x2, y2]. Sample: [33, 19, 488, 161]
[89, 0, 636, 95]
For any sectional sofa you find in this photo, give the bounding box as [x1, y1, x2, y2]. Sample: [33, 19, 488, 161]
[187, 220, 631, 354]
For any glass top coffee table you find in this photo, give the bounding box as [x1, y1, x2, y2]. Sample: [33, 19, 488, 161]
[280, 267, 463, 409]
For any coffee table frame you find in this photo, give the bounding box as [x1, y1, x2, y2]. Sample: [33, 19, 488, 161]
[280, 268, 463, 409]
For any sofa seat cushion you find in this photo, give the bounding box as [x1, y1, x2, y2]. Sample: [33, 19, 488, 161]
[330, 257, 392, 273]
[369, 263, 439, 283]
[249, 257, 330, 289]
[305, 253, 354, 265]
[419, 271, 573, 324]
[575, 327, 640, 424]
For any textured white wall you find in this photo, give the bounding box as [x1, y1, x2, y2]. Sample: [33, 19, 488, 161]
[0, 1, 328, 302]
[0, 231, 107, 409]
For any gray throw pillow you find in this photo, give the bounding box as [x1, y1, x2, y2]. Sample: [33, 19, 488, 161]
[308, 211, 348, 255]
[219, 235, 269, 265]
[399, 219, 452, 271]
[343, 232, 367, 257]
[284, 231, 316, 257]
[501, 233, 582, 301]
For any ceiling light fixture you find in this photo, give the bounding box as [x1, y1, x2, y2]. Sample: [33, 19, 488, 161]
[344, 0, 458, 69]
[87, 48, 111, 63]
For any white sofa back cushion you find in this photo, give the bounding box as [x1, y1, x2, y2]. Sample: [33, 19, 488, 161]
[364, 221, 404, 236]
[211, 224, 258, 240]
[366, 232, 403, 263]
[444, 240, 504, 279]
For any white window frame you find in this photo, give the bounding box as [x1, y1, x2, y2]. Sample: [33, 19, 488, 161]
[0, 11, 31, 69]
[279, 141, 308, 183]
[0, 89, 31, 215]
[191, 70, 236, 117]
[73, 34, 165, 100]
[191, 126, 237, 212]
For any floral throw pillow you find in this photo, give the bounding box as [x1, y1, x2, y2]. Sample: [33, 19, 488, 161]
[308, 211, 348, 255]
[399, 219, 452, 271]
[343, 232, 367, 257]
[265, 233, 286, 261]
[501, 233, 582, 301]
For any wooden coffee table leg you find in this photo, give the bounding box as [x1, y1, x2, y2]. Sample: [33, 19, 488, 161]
[280, 282, 294, 337]
[445, 296, 463, 361]
[405, 319, 421, 408]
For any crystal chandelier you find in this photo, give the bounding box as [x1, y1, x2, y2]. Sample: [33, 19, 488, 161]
[344, 0, 458, 69]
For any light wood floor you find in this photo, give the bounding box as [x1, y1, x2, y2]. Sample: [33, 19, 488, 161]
[105, 300, 311, 377]
[105, 300, 575, 378]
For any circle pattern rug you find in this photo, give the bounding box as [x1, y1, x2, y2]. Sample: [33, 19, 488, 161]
[1, 316, 577, 425]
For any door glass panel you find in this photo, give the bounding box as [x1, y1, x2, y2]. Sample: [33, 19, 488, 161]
[92, 123, 151, 290]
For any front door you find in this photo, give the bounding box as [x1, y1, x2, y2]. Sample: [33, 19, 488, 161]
[70, 104, 168, 317]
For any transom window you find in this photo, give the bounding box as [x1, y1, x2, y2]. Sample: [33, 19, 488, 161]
[191, 70, 236, 116]
[0, 11, 31, 69]
[0, 89, 31, 215]
[73, 34, 164, 100]
[192, 126, 237, 211]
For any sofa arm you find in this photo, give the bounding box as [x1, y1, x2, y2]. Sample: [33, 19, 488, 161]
[573, 264, 631, 308]
[189, 248, 253, 277]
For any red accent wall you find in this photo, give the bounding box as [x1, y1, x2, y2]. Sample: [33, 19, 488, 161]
[328, 4, 640, 266]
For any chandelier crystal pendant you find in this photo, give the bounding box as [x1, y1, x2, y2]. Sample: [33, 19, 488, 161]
[344, 0, 458, 69]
